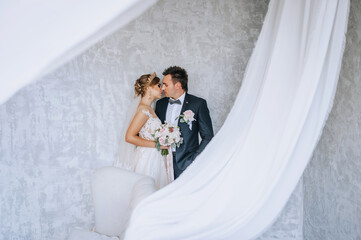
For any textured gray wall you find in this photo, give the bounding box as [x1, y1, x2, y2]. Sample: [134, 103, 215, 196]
[0, 0, 304, 239]
[303, 0, 361, 239]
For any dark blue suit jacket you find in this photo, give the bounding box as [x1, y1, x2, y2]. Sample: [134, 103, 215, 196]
[155, 93, 214, 178]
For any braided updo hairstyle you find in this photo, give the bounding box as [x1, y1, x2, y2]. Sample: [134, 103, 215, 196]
[134, 73, 160, 97]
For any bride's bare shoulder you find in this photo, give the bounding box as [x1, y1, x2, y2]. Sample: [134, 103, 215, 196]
[136, 104, 152, 115]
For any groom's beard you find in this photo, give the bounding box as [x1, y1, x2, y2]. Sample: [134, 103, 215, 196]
[163, 91, 170, 98]
[163, 91, 179, 99]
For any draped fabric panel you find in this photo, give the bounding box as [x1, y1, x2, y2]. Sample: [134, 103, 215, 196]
[0, 0, 349, 239]
[0, 0, 157, 105]
[125, 0, 350, 239]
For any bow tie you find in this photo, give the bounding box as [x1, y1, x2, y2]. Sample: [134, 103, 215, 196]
[169, 99, 181, 105]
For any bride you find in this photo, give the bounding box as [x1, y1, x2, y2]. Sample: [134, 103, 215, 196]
[114, 73, 174, 189]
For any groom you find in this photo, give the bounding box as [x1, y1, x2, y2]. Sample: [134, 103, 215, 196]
[155, 66, 214, 179]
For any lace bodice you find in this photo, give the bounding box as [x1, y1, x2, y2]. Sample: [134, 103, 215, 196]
[139, 110, 162, 141]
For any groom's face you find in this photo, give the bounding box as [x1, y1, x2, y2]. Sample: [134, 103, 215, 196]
[162, 74, 177, 98]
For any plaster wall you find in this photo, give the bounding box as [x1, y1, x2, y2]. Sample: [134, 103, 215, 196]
[0, 1, 303, 239]
[303, 0, 361, 239]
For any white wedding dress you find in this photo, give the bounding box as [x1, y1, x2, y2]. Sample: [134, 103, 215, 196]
[132, 109, 174, 189]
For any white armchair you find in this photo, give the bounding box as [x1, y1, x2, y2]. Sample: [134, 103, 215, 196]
[69, 167, 157, 240]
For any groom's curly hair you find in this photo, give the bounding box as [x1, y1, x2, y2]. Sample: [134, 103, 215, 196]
[162, 66, 188, 92]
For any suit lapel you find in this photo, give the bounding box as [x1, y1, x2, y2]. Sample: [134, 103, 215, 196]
[178, 93, 189, 126]
[160, 98, 168, 123]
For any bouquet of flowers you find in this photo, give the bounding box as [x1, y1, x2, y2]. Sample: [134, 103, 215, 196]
[153, 122, 183, 156]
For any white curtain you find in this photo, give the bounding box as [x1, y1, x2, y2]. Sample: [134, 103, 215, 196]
[0, 0, 350, 239]
[124, 0, 350, 239]
[0, 0, 157, 105]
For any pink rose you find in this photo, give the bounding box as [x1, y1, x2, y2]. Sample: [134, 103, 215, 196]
[183, 110, 195, 122]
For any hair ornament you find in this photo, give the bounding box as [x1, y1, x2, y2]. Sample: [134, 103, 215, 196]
[147, 72, 157, 83]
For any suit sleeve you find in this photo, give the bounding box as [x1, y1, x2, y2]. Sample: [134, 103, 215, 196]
[191, 99, 214, 160]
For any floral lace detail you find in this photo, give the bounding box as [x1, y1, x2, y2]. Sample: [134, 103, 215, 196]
[133, 109, 174, 189]
[139, 109, 162, 141]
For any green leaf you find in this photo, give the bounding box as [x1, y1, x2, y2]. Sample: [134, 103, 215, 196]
[161, 149, 168, 156]
[156, 142, 161, 151]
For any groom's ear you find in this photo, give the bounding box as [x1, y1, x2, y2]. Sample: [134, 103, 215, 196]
[175, 82, 182, 90]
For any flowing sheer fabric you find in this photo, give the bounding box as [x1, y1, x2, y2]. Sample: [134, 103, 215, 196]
[114, 96, 141, 170]
[0, 0, 350, 238]
[0, 0, 157, 105]
[125, 0, 350, 239]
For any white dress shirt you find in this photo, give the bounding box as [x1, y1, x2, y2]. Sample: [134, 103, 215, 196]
[165, 92, 185, 125]
[166, 92, 186, 152]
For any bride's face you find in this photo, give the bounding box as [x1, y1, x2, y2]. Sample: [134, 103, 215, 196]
[148, 83, 162, 99]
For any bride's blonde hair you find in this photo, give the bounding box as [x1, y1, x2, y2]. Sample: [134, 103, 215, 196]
[134, 73, 160, 97]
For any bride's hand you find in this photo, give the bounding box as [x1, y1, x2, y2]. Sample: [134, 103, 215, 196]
[160, 145, 170, 150]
